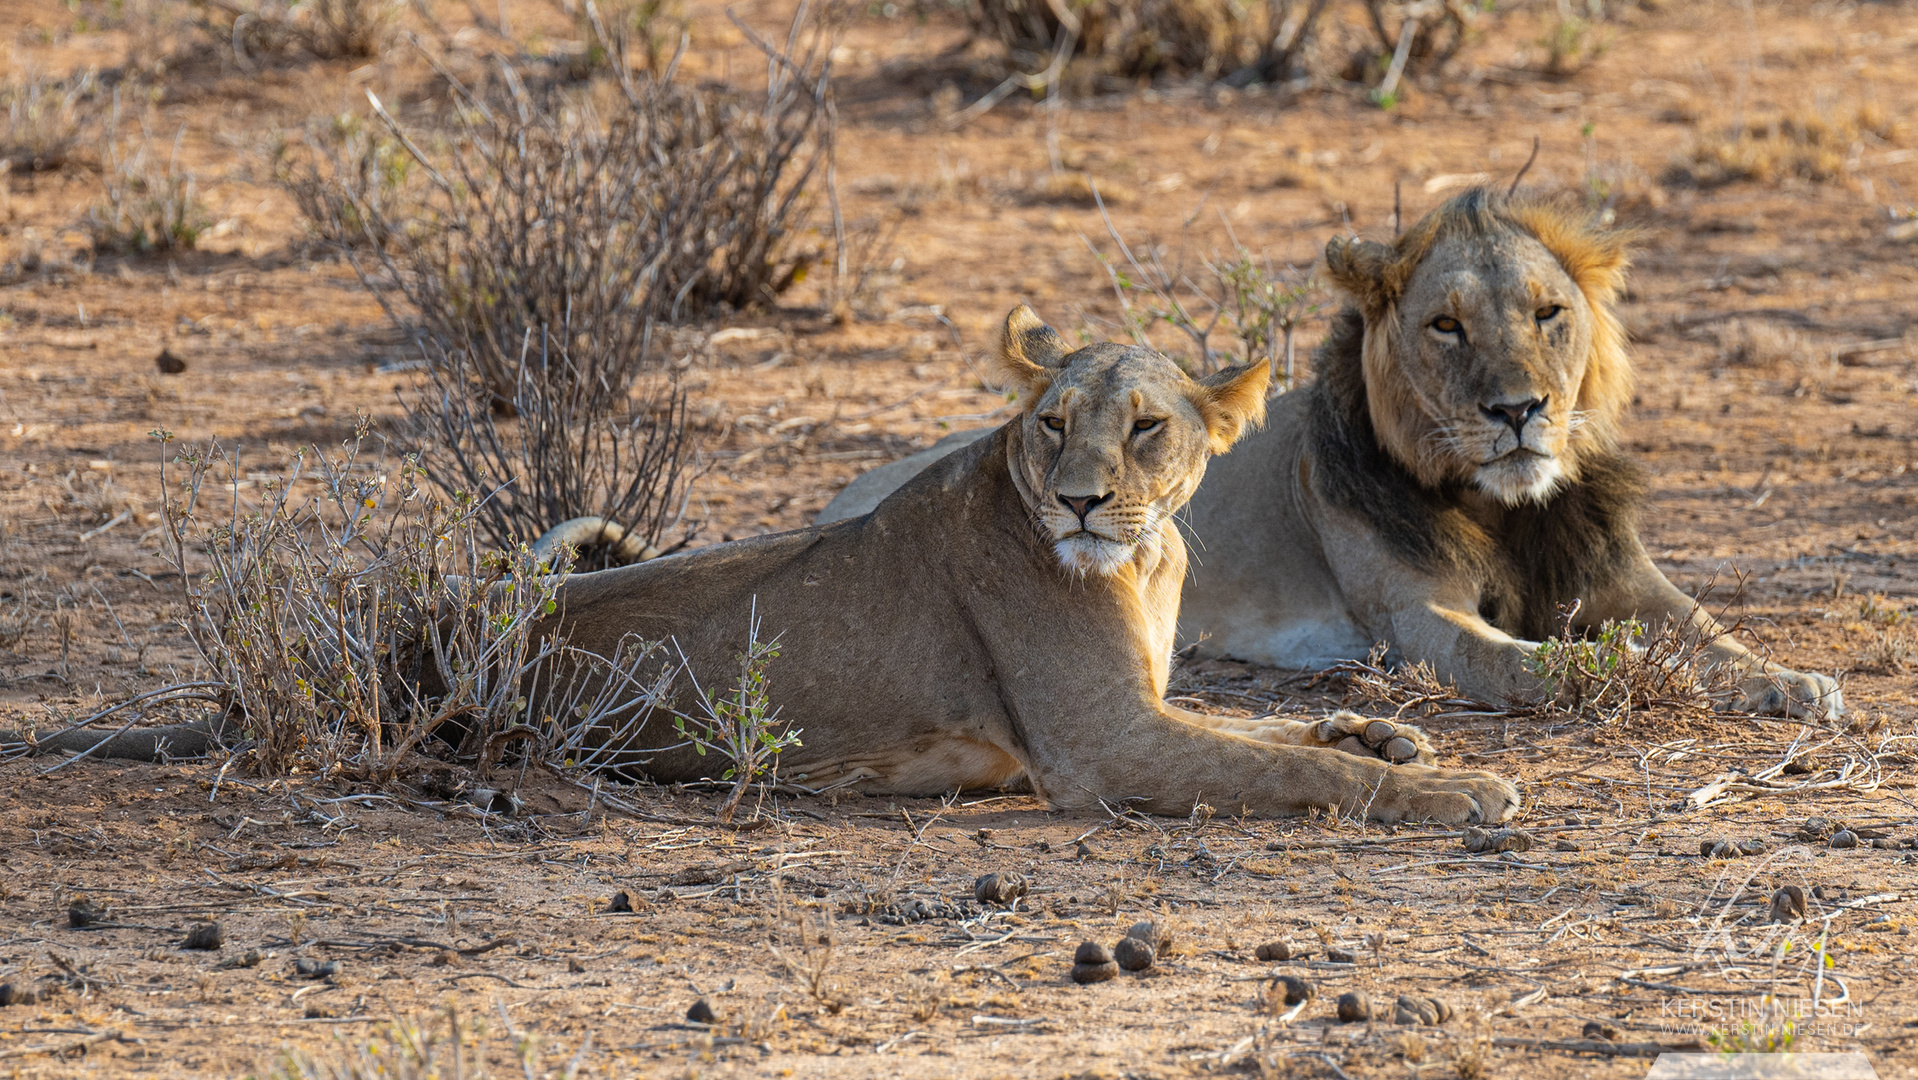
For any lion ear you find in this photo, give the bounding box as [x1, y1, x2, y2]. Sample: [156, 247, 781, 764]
[1322, 236, 1397, 317]
[1194, 362, 1270, 454]
[996, 305, 1068, 397]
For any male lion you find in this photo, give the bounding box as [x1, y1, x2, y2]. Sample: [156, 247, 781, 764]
[13, 308, 1519, 825]
[819, 191, 1842, 719]
[524, 307, 1519, 823]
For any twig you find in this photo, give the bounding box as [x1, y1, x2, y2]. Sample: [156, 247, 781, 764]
[1508, 135, 1541, 196]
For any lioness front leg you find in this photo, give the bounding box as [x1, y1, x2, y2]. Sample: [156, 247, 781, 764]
[1188, 710, 1434, 765]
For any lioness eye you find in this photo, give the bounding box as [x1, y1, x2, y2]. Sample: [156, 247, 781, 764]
[1133, 418, 1161, 433]
[1535, 305, 1563, 323]
[1431, 316, 1463, 335]
[1042, 416, 1065, 432]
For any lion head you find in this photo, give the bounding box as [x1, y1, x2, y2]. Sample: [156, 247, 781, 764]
[1321, 187, 1632, 505]
[993, 306, 1269, 576]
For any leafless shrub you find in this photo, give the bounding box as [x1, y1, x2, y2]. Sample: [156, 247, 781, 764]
[968, 0, 1334, 84]
[192, 0, 403, 64]
[1083, 203, 1321, 384]
[299, 15, 831, 558]
[566, 0, 687, 79]
[153, 426, 676, 779]
[769, 881, 847, 1013]
[274, 113, 420, 250]
[86, 123, 210, 254]
[1, 65, 101, 172]
[1716, 319, 1801, 368]
[1524, 605, 1724, 723]
[1353, 1, 1486, 92]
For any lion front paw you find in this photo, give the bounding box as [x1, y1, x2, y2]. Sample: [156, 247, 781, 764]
[1722, 669, 1844, 721]
[1310, 710, 1436, 765]
[1371, 766, 1522, 827]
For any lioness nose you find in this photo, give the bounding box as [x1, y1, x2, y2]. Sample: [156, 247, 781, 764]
[1481, 396, 1547, 436]
[1058, 492, 1112, 524]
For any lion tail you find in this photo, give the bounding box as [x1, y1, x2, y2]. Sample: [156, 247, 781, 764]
[530, 517, 660, 565]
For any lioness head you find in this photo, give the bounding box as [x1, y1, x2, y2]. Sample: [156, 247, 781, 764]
[994, 306, 1268, 575]
[1322, 187, 1632, 505]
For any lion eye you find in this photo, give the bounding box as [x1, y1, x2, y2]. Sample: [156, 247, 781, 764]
[1535, 305, 1563, 323]
[1431, 316, 1463, 337]
[1042, 416, 1065, 433]
[1133, 418, 1161, 434]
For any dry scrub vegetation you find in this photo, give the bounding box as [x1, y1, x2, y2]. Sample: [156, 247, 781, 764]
[1, 0, 1916, 1077]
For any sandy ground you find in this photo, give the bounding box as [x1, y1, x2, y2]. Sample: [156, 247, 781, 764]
[1, 0, 1916, 1076]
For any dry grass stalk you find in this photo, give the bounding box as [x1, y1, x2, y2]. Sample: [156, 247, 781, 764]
[1674, 104, 1904, 187]
[1, 65, 101, 172]
[154, 426, 677, 779]
[268, 1003, 589, 1079]
[86, 121, 210, 254]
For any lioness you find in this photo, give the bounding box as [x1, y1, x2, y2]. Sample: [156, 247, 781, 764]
[528, 308, 1519, 823]
[819, 191, 1841, 719]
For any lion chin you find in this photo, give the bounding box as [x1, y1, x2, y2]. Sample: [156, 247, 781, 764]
[1053, 533, 1137, 576]
[1474, 452, 1565, 506]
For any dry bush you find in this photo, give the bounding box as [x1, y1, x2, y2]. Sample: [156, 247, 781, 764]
[1851, 594, 1912, 675]
[86, 124, 210, 254]
[1673, 105, 1904, 188]
[1, 65, 101, 172]
[1524, 613, 1721, 722]
[155, 427, 676, 780]
[191, 0, 404, 64]
[269, 1004, 585, 1079]
[566, 0, 687, 79]
[297, 17, 830, 558]
[1085, 214, 1321, 384]
[968, 0, 1334, 84]
[275, 113, 419, 249]
[1715, 319, 1802, 369]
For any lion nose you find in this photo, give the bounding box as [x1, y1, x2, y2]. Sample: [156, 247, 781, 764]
[1481, 396, 1548, 436]
[1058, 492, 1112, 525]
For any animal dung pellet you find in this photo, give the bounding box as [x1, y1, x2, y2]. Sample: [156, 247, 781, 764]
[1272, 974, 1314, 1006]
[1700, 839, 1735, 859]
[1393, 994, 1440, 1025]
[181, 921, 224, 950]
[1113, 935, 1155, 971]
[606, 890, 635, 913]
[1462, 826, 1535, 854]
[1325, 948, 1356, 964]
[67, 898, 108, 928]
[1074, 842, 1092, 859]
[1254, 941, 1292, 962]
[1582, 1020, 1620, 1041]
[1768, 885, 1807, 924]
[1336, 990, 1371, 1022]
[294, 958, 341, 979]
[974, 872, 1029, 905]
[686, 999, 717, 1024]
[1829, 830, 1860, 849]
[1125, 919, 1168, 954]
[1071, 940, 1118, 984]
[155, 348, 188, 374]
[1798, 817, 1836, 841]
[1554, 839, 1582, 852]
[0, 984, 37, 1007]
[1739, 839, 1769, 856]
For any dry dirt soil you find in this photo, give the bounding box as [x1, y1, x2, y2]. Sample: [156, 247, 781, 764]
[3, 1, 1918, 1077]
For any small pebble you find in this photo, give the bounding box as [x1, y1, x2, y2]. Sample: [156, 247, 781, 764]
[1254, 941, 1291, 962]
[606, 890, 635, 914]
[1075, 842, 1092, 859]
[1829, 830, 1860, 850]
[974, 872, 1029, 905]
[1325, 948, 1356, 964]
[1113, 936, 1154, 972]
[1553, 839, 1582, 853]
[1336, 990, 1371, 1023]
[293, 958, 341, 979]
[686, 999, 717, 1024]
[181, 921, 224, 950]
[155, 348, 188, 375]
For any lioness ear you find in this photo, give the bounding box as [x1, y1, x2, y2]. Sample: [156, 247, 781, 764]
[996, 304, 1068, 397]
[1194, 362, 1270, 454]
[1322, 236, 1397, 317]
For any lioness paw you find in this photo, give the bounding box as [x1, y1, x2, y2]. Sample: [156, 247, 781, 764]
[1372, 766, 1521, 827]
[1723, 669, 1844, 722]
[1310, 710, 1435, 765]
